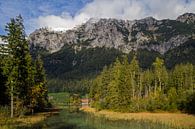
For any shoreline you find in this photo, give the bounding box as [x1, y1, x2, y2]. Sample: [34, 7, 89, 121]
[81, 107, 195, 129]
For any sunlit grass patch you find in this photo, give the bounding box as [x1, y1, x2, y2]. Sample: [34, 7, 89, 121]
[82, 107, 195, 129]
[48, 92, 70, 108]
[0, 109, 60, 129]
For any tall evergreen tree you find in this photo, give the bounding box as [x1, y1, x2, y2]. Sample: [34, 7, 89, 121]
[106, 58, 122, 110]
[34, 55, 46, 85]
[118, 55, 132, 110]
[90, 56, 195, 113]
[152, 57, 168, 94]
[30, 55, 48, 111]
[93, 66, 111, 109]
[142, 70, 153, 98]
[129, 56, 140, 98]
[3, 15, 34, 117]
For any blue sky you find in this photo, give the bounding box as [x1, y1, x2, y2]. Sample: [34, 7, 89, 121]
[0, 0, 91, 34]
[0, 0, 195, 35]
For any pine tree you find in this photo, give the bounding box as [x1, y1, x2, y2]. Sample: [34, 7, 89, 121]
[34, 55, 46, 85]
[152, 57, 168, 94]
[118, 55, 132, 110]
[184, 64, 193, 91]
[142, 70, 153, 98]
[89, 55, 195, 113]
[96, 66, 112, 109]
[3, 15, 34, 117]
[30, 55, 48, 112]
[129, 56, 140, 98]
[106, 58, 122, 111]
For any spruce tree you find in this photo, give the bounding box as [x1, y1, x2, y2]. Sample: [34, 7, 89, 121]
[3, 15, 34, 117]
[152, 57, 168, 94]
[106, 58, 121, 110]
[142, 70, 153, 98]
[91, 66, 111, 109]
[34, 55, 46, 85]
[129, 56, 140, 98]
[118, 55, 132, 110]
[31, 55, 48, 111]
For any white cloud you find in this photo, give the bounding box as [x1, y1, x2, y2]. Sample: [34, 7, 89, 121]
[35, 0, 195, 31]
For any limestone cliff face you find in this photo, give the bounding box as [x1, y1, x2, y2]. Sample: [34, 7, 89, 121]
[29, 28, 64, 53]
[29, 13, 195, 54]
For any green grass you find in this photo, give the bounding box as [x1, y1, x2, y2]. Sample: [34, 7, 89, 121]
[48, 92, 70, 108]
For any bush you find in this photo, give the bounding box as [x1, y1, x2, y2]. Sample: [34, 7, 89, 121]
[0, 106, 10, 117]
[184, 92, 195, 114]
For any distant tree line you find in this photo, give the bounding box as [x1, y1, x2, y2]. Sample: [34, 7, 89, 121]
[0, 15, 48, 117]
[89, 56, 195, 114]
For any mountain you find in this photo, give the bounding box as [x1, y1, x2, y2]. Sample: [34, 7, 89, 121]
[176, 13, 195, 24]
[29, 13, 195, 54]
[28, 13, 195, 92]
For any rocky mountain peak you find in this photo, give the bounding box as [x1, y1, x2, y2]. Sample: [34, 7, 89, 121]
[29, 13, 195, 54]
[86, 18, 100, 24]
[176, 13, 195, 24]
[29, 28, 64, 53]
[137, 16, 157, 25]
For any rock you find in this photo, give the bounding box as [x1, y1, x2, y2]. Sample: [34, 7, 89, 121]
[176, 13, 195, 24]
[29, 13, 195, 54]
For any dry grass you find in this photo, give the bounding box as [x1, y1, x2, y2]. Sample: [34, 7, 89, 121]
[82, 107, 195, 129]
[0, 109, 60, 129]
[15, 113, 46, 125]
[15, 109, 60, 125]
[0, 113, 46, 129]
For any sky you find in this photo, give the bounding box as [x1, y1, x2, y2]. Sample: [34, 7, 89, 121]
[0, 0, 195, 35]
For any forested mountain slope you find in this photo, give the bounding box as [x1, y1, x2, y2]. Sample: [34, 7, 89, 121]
[29, 13, 195, 92]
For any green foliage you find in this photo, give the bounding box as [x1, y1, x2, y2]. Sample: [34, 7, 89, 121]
[69, 94, 81, 112]
[3, 15, 34, 110]
[48, 92, 70, 108]
[43, 46, 123, 93]
[30, 55, 49, 111]
[0, 57, 9, 105]
[165, 39, 195, 68]
[155, 20, 195, 41]
[90, 56, 195, 113]
[0, 15, 49, 116]
[184, 92, 195, 114]
[0, 106, 10, 117]
[35, 39, 194, 95]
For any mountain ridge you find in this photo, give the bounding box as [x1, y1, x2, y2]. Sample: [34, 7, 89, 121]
[29, 13, 195, 54]
[27, 13, 195, 92]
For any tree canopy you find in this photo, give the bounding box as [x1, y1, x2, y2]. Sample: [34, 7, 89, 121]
[0, 15, 48, 117]
[90, 56, 195, 113]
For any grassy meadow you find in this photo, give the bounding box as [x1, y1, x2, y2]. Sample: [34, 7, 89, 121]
[48, 92, 70, 108]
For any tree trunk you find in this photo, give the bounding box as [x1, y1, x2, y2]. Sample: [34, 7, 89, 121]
[11, 84, 13, 118]
[154, 79, 157, 95]
[32, 109, 34, 115]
